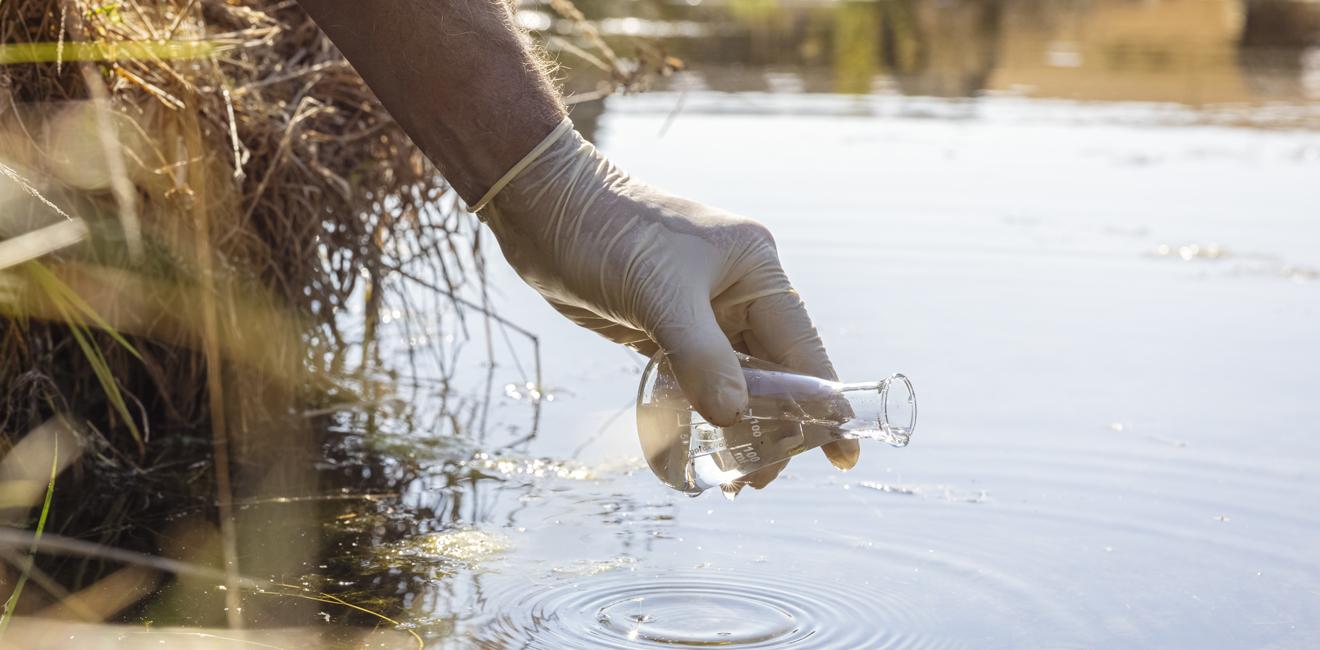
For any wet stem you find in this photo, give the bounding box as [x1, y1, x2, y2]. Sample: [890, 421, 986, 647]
[0, 437, 59, 635]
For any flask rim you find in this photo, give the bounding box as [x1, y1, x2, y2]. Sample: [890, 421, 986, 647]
[880, 373, 917, 437]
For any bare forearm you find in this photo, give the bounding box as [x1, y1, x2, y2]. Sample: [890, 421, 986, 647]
[296, 0, 565, 204]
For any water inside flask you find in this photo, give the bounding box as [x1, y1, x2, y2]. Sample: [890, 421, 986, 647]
[636, 352, 916, 496]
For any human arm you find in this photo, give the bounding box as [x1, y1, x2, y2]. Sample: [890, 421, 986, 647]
[295, 0, 859, 480]
[295, 0, 563, 204]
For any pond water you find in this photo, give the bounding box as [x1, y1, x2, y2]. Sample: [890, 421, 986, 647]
[310, 2, 1320, 648]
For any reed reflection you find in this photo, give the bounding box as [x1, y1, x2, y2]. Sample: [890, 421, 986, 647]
[554, 0, 1320, 107]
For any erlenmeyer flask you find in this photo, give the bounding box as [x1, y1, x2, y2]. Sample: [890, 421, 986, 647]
[636, 352, 916, 496]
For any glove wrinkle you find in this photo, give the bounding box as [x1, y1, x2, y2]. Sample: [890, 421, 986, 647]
[480, 123, 833, 433]
[601, 213, 647, 322]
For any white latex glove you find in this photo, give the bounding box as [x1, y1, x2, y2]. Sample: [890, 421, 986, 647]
[477, 120, 859, 477]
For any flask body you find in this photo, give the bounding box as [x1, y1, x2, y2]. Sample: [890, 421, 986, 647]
[636, 352, 916, 495]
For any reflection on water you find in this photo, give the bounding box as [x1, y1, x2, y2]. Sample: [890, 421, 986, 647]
[553, 0, 1320, 138]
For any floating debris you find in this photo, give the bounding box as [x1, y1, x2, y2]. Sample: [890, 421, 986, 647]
[463, 453, 598, 481]
[856, 481, 988, 504]
[1152, 243, 1226, 261]
[1280, 265, 1320, 283]
[551, 555, 637, 577]
[462, 453, 643, 482]
[1148, 243, 1318, 283]
[856, 482, 919, 496]
[379, 528, 511, 570]
[504, 382, 554, 402]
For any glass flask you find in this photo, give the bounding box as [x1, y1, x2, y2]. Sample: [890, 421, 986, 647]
[636, 352, 916, 496]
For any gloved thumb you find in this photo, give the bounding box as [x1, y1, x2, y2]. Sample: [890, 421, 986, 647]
[650, 297, 748, 427]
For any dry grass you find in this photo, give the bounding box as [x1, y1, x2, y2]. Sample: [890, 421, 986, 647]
[0, 0, 477, 635]
[0, 0, 472, 430]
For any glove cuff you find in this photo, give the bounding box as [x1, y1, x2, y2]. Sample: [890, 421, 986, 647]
[470, 117, 576, 216]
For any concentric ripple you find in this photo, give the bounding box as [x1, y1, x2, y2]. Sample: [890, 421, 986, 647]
[472, 570, 956, 649]
[595, 588, 798, 646]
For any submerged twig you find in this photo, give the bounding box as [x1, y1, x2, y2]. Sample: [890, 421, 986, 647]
[258, 584, 424, 650]
[0, 528, 262, 588]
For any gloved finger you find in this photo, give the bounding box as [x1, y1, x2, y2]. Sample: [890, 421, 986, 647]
[650, 296, 748, 428]
[730, 335, 751, 356]
[723, 416, 800, 494]
[746, 290, 836, 380]
[743, 458, 789, 490]
[820, 440, 860, 471]
[747, 290, 860, 471]
[628, 339, 660, 359]
[576, 319, 653, 351]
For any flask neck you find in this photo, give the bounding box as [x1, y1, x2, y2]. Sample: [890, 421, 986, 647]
[833, 377, 915, 448]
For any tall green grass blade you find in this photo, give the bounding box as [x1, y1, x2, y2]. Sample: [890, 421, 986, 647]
[24, 263, 144, 453]
[0, 40, 221, 65]
[0, 438, 59, 636]
[24, 263, 141, 361]
[62, 316, 145, 454]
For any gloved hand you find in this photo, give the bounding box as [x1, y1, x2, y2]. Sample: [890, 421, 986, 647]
[477, 120, 859, 485]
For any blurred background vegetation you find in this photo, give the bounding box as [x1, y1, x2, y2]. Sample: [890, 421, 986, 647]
[555, 0, 1320, 138]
